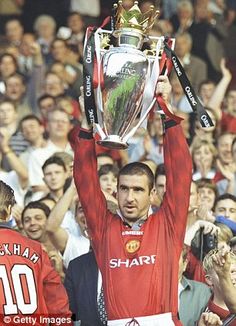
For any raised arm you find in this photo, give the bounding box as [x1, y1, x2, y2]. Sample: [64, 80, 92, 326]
[46, 182, 77, 253]
[157, 77, 192, 242]
[0, 127, 28, 189]
[207, 58, 232, 120]
[212, 249, 236, 313]
[72, 123, 108, 244]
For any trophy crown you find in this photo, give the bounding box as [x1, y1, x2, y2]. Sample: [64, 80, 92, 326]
[113, 1, 160, 35]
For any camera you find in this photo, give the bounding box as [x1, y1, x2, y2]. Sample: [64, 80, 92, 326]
[191, 227, 218, 261]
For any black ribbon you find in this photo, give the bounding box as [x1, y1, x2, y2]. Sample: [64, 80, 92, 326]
[83, 27, 98, 125]
[164, 41, 214, 128]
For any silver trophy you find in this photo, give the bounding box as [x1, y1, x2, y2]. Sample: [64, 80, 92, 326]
[83, 1, 175, 149]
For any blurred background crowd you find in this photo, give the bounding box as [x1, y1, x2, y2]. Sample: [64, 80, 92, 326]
[0, 0, 236, 325]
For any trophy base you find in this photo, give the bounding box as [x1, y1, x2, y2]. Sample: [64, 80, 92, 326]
[97, 136, 128, 149]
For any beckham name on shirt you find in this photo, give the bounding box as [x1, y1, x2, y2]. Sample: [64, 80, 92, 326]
[110, 255, 156, 268]
[0, 243, 40, 264]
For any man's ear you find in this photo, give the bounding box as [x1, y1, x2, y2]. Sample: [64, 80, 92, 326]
[7, 204, 12, 215]
[150, 187, 156, 200]
[205, 274, 213, 287]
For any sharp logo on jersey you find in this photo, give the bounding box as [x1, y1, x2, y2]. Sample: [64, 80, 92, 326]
[122, 230, 144, 236]
[125, 239, 141, 254]
[110, 255, 156, 268]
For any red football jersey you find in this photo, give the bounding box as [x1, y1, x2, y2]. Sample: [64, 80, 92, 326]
[73, 123, 192, 323]
[0, 228, 71, 324]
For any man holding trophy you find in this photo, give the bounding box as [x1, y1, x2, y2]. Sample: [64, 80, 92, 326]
[72, 1, 194, 325]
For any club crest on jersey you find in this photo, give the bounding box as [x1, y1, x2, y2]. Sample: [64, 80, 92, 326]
[125, 239, 141, 254]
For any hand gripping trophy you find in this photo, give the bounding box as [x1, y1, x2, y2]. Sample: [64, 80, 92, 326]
[83, 1, 213, 149]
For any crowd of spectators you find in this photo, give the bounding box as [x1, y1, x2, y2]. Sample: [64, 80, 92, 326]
[0, 0, 236, 325]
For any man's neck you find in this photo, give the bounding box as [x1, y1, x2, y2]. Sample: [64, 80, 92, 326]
[49, 189, 64, 202]
[213, 292, 229, 311]
[50, 137, 68, 149]
[32, 137, 47, 148]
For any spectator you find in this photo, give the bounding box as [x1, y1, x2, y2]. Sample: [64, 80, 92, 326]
[98, 164, 118, 196]
[4, 18, 24, 47]
[215, 133, 235, 182]
[191, 139, 217, 181]
[19, 114, 47, 168]
[174, 32, 207, 93]
[33, 14, 56, 65]
[41, 155, 69, 202]
[210, 247, 236, 313]
[203, 248, 236, 322]
[28, 108, 73, 198]
[0, 127, 28, 206]
[0, 99, 29, 159]
[178, 245, 212, 326]
[4, 73, 32, 118]
[0, 53, 18, 94]
[37, 94, 56, 125]
[46, 181, 90, 268]
[67, 11, 85, 61]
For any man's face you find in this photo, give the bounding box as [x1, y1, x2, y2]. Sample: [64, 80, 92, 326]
[226, 90, 236, 117]
[188, 182, 198, 212]
[0, 102, 17, 126]
[45, 74, 64, 97]
[51, 40, 67, 62]
[21, 119, 44, 144]
[99, 172, 117, 195]
[5, 20, 23, 42]
[217, 134, 234, 165]
[198, 186, 215, 211]
[175, 35, 191, 57]
[214, 199, 236, 222]
[208, 262, 236, 291]
[67, 14, 83, 33]
[5, 76, 25, 101]
[75, 202, 88, 237]
[0, 55, 16, 78]
[43, 163, 67, 192]
[48, 110, 71, 140]
[20, 34, 35, 56]
[199, 82, 215, 104]
[155, 174, 166, 203]
[117, 174, 154, 222]
[39, 97, 55, 119]
[22, 208, 47, 241]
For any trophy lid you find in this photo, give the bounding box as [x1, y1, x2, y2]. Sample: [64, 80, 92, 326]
[113, 1, 160, 36]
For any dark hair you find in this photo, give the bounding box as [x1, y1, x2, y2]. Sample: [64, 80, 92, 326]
[98, 164, 119, 178]
[51, 38, 68, 49]
[118, 162, 154, 191]
[37, 94, 56, 106]
[196, 178, 218, 198]
[154, 163, 165, 183]
[0, 181, 16, 221]
[0, 97, 17, 110]
[198, 79, 216, 93]
[213, 193, 236, 211]
[0, 53, 18, 68]
[22, 201, 50, 222]
[97, 153, 113, 159]
[5, 72, 26, 85]
[42, 155, 66, 173]
[19, 114, 43, 129]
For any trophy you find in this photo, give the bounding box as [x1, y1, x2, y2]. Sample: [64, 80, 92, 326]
[83, 1, 175, 149]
